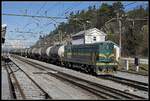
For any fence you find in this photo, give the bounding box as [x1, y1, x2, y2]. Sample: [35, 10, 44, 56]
[119, 57, 148, 72]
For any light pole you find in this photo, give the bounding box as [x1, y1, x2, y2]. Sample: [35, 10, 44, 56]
[83, 20, 91, 44]
[70, 18, 91, 44]
[101, 12, 122, 58]
[73, 18, 91, 30]
[117, 12, 122, 58]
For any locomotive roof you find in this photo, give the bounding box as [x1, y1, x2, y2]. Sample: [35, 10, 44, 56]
[67, 41, 116, 47]
[106, 40, 119, 47]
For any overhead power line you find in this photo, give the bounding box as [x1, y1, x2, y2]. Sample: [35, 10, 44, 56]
[9, 30, 46, 35]
[2, 13, 68, 19]
[36, 2, 47, 14]
[124, 2, 137, 7]
[9, 31, 36, 34]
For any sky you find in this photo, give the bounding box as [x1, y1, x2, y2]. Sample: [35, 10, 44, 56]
[2, 1, 148, 50]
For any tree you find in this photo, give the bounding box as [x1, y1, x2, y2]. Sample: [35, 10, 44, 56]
[39, 35, 43, 39]
[88, 6, 92, 11]
[93, 5, 96, 11]
[32, 2, 148, 59]
[96, 3, 113, 29]
[112, 1, 124, 16]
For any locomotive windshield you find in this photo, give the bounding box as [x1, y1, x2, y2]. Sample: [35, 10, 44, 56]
[99, 43, 113, 51]
[98, 42, 114, 62]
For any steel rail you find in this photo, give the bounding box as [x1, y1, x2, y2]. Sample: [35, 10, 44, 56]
[4, 62, 17, 99]
[5, 62, 26, 99]
[5, 58, 52, 100]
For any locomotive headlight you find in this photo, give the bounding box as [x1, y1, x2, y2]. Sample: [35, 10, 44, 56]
[99, 54, 106, 58]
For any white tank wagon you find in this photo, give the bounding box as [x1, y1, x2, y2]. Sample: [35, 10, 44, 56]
[46, 46, 53, 57]
[35, 47, 43, 60]
[24, 48, 29, 57]
[49, 45, 65, 64]
[34, 48, 40, 55]
[23, 48, 27, 56]
[37, 47, 42, 56]
[40, 46, 53, 62]
[10, 49, 17, 54]
[20, 48, 25, 56]
[41, 47, 48, 56]
[15, 49, 21, 55]
[39, 46, 50, 61]
[33, 47, 42, 59]
[58, 45, 65, 58]
[28, 48, 33, 58]
[31, 48, 38, 57]
[14, 49, 19, 55]
[58, 45, 65, 65]
[49, 45, 60, 58]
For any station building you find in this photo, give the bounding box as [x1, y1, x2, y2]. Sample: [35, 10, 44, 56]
[71, 28, 106, 45]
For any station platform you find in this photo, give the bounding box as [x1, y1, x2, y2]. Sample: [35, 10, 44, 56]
[1, 60, 12, 100]
[114, 71, 148, 84]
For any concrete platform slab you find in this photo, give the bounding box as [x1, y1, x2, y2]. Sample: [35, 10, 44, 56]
[1, 61, 12, 100]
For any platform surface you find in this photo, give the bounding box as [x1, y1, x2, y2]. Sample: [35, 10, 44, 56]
[1, 61, 12, 100]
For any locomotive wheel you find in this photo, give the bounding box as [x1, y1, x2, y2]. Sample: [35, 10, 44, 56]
[85, 66, 91, 73]
[68, 63, 72, 68]
[91, 68, 97, 76]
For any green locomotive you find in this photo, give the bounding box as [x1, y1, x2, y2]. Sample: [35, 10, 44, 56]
[63, 41, 118, 75]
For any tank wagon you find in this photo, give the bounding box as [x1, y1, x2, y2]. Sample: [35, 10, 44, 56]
[11, 41, 118, 75]
[49, 45, 65, 65]
[38, 46, 49, 61]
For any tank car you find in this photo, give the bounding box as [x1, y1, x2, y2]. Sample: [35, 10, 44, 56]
[49, 44, 65, 65]
[24, 48, 29, 57]
[39, 46, 49, 62]
[27, 48, 33, 58]
[44, 46, 53, 62]
[31, 47, 38, 59]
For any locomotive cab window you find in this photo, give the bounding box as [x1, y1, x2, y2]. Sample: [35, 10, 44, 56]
[93, 36, 96, 41]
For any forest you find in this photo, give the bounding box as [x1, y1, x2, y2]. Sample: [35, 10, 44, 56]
[34, 2, 148, 58]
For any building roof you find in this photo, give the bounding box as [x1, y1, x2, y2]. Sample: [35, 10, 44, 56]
[72, 28, 107, 37]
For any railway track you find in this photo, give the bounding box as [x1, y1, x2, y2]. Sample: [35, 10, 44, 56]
[4, 58, 52, 100]
[13, 55, 147, 100]
[98, 75, 148, 92]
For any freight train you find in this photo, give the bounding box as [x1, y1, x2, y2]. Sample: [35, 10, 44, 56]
[10, 41, 119, 75]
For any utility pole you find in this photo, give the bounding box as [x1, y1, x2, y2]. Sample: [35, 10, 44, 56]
[59, 30, 62, 44]
[54, 24, 62, 44]
[83, 23, 86, 44]
[117, 12, 122, 58]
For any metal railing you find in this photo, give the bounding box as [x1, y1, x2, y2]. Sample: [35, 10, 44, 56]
[121, 57, 148, 65]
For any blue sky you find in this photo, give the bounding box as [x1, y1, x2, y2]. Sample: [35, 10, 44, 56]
[2, 1, 148, 49]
